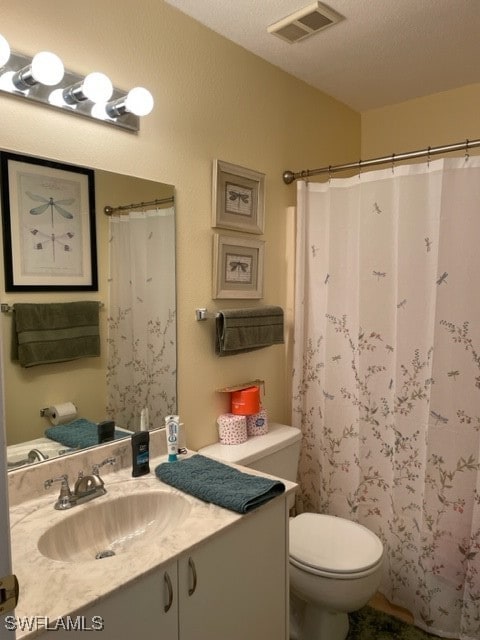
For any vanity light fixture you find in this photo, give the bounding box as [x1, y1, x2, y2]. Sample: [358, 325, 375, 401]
[0, 34, 153, 132]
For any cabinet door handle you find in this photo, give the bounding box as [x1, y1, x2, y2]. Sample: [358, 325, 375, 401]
[188, 557, 197, 596]
[164, 571, 173, 613]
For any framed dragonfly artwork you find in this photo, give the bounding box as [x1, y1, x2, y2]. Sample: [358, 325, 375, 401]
[0, 152, 97, 291]
[213, 233, 264, 299]
[212, 159, 265, 234]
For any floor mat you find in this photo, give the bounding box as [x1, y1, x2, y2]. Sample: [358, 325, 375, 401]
[347, 607, 439, 640]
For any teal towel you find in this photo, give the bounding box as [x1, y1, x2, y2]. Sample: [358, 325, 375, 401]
[45, 419, 127, 449]
[13, 302, 100, 367]
[155, 454, 285, 514]
[215, 305, 284, 356]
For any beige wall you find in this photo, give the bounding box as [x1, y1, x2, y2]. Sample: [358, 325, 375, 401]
[0, 0, 360, 450]
[361, 83, 480, 158]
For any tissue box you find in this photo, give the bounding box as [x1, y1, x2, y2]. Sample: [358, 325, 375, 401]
[231, 386, 260, 416]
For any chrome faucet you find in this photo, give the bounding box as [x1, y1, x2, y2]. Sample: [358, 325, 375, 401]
[73, 470, 106, 501]
[73, 457, 116, 501]
[44, 457, 116, 510]
[8, 448, 49, 469]
[28, 448, 48, 463]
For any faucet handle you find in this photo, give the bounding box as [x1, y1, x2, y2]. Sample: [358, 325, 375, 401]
[44, 474, 69, 490]
[92, 456, 116, 476]
[44, 474, 72, 499]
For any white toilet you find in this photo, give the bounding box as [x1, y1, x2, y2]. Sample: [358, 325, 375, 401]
[200, 422, 384, 640]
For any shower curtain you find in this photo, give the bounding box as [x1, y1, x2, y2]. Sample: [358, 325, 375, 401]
[292, 157, 480, 640]
[106, 208, 176, 430]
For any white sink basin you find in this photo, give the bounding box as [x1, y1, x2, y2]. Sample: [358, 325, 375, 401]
[37, 490, 191, 563]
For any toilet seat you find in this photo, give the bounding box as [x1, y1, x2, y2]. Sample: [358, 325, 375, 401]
[289, 513, 383, 578]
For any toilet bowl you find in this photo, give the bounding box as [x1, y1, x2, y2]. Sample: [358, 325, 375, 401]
[289, 513, 384, 640]
[199, 423, 384, 640]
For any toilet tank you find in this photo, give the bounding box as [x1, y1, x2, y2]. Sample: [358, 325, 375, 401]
[199, 422, 301, 482]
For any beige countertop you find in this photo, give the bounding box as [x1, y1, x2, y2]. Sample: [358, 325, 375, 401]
[10, 453, 295, 638]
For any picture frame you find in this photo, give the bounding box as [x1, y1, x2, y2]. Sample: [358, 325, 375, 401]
[0, 151, 98, 291]
[213, 233, 264, 299]
[212, 159, 265, 234]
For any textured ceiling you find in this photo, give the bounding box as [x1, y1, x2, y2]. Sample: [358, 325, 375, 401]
[165, 0, 480, 111]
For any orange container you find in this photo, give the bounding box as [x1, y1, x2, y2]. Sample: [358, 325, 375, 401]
[231, 386, 260, 416]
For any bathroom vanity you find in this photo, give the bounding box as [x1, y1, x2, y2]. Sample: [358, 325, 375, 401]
[8, 437, 295, 639]
[58, 495, 286, 639]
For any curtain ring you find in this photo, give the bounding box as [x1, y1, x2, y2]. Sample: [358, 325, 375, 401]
[358, 159, 362, 180]
[391, 152, 395, 174]
[465, 139, 470, 162]
[427, 146, 431, 167]
[328, 165, 332, 183]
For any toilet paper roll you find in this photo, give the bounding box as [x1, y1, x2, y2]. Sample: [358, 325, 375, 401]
[48, 402, 78, 425]
[246, 408, 268, 437]
[217, 413, 247, 445]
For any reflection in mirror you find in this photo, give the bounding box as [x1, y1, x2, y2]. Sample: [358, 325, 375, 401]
[2, 156, 176, 470]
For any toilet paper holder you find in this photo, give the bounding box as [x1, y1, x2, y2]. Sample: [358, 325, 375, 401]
[40, 403, 77, 419]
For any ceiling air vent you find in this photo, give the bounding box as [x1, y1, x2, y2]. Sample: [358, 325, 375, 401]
[268, 1, 343, 44]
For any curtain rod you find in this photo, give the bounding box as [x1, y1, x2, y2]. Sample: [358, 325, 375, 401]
[103, 196, 174, 216]
[282, 138, 480, 184]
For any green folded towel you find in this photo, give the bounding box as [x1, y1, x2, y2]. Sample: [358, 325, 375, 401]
[45, 418, 127, 449]
[215, 305, 284, 356]
[155, 454, 285, 514]
[13, 301, 100, 367]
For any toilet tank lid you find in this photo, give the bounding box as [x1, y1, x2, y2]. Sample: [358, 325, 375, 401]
[199, 422, 301, 466]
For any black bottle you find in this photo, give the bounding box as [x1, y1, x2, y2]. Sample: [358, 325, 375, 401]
[98, 420, 115, 444]
[131, 431, 150, 477]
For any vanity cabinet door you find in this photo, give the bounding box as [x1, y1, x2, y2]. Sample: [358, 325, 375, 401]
[88, 561, 179, 639]
[39, 560, 178, 639]
[178, 498, 288, 640]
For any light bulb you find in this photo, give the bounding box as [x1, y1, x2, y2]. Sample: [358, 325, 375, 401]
[62, 72, 113, 105]
[48, 88, 69, 107]
[82, 72, 113, 103]
[0, 34, 10, 68]
[91, 102, 109, 120]
[31, 51, 64, 86]
[0, 71, 15, 92]
[125, 87, 154, 116]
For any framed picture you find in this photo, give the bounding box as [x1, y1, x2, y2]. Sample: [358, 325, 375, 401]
[212, 159, 265, 234]
[0, 152, 97, 291]
[213, 233, 264, 299]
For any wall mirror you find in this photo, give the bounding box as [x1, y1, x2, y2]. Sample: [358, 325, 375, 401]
[0, 150, 177, 471]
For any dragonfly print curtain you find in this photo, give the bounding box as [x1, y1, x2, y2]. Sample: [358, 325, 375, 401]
[106, 208, 176, 430]
[292, 157, 480, 640]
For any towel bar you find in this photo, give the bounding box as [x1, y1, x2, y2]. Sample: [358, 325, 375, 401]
[1, 301, 104, 313]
